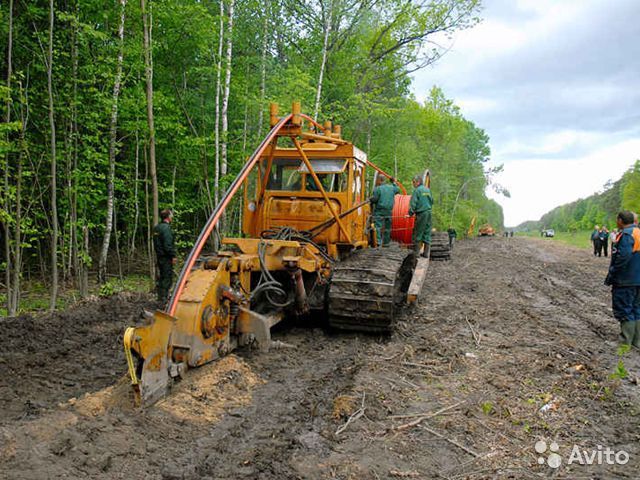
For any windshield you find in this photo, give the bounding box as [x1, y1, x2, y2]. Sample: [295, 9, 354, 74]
[306, 172, 347, 192]
[267, 159, 302, 191]
[266, 158, 348, 192]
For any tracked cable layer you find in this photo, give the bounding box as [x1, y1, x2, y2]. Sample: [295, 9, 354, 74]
[328, 245, 415, 333]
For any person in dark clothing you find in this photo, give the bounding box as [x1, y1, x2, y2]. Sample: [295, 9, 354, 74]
[447, 226, 457, 249]
[591, 225, 601, 256]
[605, 211, 640, 346]
[409, 175, 433, 258]
[600, 227, 610, 257]
[370, 175, 400, 247]
[153, 209, 177, 304]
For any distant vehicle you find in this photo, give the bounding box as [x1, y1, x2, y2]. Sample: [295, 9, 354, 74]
[542, 229, 555, 237]
[478, 224, 495, 236]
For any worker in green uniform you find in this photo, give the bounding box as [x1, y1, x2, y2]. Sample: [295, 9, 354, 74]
[447, 226, 457, 249]
[409, 175, 433, 258]
[153, 209, 177, 304]
[371, 175, 400, 247]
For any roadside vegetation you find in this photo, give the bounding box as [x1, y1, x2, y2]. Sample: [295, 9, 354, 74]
[1, 0, 505, 315]
[519, 159, 640, 235]
[518, 230, 594, 250]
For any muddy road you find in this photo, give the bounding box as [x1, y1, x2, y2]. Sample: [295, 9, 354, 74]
[2, 237, 639, 479]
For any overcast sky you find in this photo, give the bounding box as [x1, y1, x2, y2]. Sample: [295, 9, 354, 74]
[412, 0, 640, 227]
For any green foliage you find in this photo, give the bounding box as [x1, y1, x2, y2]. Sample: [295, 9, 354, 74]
[481, 401, 494, 415]
[617, 344, 632, 356]
[527, 160, 640, 233]
[99, 281, 119, 297]
[0, 0, 496, 307]
[609, 344, 631, 381]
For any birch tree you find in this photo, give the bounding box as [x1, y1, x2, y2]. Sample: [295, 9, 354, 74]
[141, 0, 158, 227]
[313, 0, 331, 121]
[257, 0, 270, 137]
[47, 0, 59, 311]
[3, 0, 14, 314]
[220, 0, 235, 178]
[214, 0, 224, 204]
[98, 0, 128, 283]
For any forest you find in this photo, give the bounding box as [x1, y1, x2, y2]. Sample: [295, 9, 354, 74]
[523, 160, 640, 233]
[0, 0, 502, 315]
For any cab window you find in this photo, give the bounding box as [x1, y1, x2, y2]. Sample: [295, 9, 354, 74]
[267, 159, 302, 191]
[305, 172, 347, 192]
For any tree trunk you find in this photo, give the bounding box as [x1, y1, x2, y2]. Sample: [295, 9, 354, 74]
[47, 0, 59, 312]
[141, 0, 158, 227]
[171, 161, 177, 207]
[257, 0, 270, 137]
[220, 0, 235, 179]
[70, 1, 81, 294]
[113, 201, 123, 281]
[214, 0, 224, 205]
[313, 1, 331, 122]
[4, 0, 14, 314]
[79, 226, 89, 297]
[11, 80, 28, 314]
[143, 141, 154, 279]
[241, 66, 249, 157]
[99, 0, 127, 283]
[130, 119, 140, 265]
[10, 132, 22, 316]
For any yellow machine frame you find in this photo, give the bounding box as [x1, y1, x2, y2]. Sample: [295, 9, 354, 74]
[124, 103, 400, 406]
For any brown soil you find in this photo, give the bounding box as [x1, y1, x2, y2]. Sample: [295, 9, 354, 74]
[1, 238, 639, 479]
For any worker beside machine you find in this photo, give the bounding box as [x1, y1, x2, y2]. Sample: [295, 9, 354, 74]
[153, 209, 176, 304]
[409, 175, 433, 258]
[371, 175, 400, 247]
[447, 226, 457, 249]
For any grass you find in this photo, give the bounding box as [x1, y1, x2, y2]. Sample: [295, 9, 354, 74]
[517, 230, 596, 250]
[0, 273, 153, 317]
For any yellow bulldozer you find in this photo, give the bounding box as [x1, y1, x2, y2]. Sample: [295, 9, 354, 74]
[124, 103, 427, 406]
[478, 224, 496, 237]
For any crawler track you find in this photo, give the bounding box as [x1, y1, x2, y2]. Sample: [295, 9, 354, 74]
[328, 245, 415, 333]
[430, 231, 451, 261]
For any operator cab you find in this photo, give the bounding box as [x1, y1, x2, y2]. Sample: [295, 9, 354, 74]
[243, 141, 370, 257]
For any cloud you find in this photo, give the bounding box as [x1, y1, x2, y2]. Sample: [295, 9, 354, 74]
[488, 139, 640, 226]
[413, 0, 640, 225]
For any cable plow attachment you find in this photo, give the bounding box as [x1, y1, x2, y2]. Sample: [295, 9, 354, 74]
[123, 102, 407, 407]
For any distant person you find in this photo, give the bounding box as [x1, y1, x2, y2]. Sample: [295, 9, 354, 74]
[409, 175, 433, 258]
[605, 211, 640, 346]
[610, 228, 619, 245]
[600, 227, 610, 257]
[591, 225, 601, 256]
[447, 226, 457, 249]
[370, 175, 400, 247]
[510, 231, 514, 237]
[153, 209, 177, 304]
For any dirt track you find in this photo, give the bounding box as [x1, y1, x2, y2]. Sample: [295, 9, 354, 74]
[2, 237, 640, 479]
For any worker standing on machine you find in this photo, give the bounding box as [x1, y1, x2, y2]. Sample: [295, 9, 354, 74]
[371, 175, 400, 247]
[153, 209, 177, 304]
[409, 175, 433, 258]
